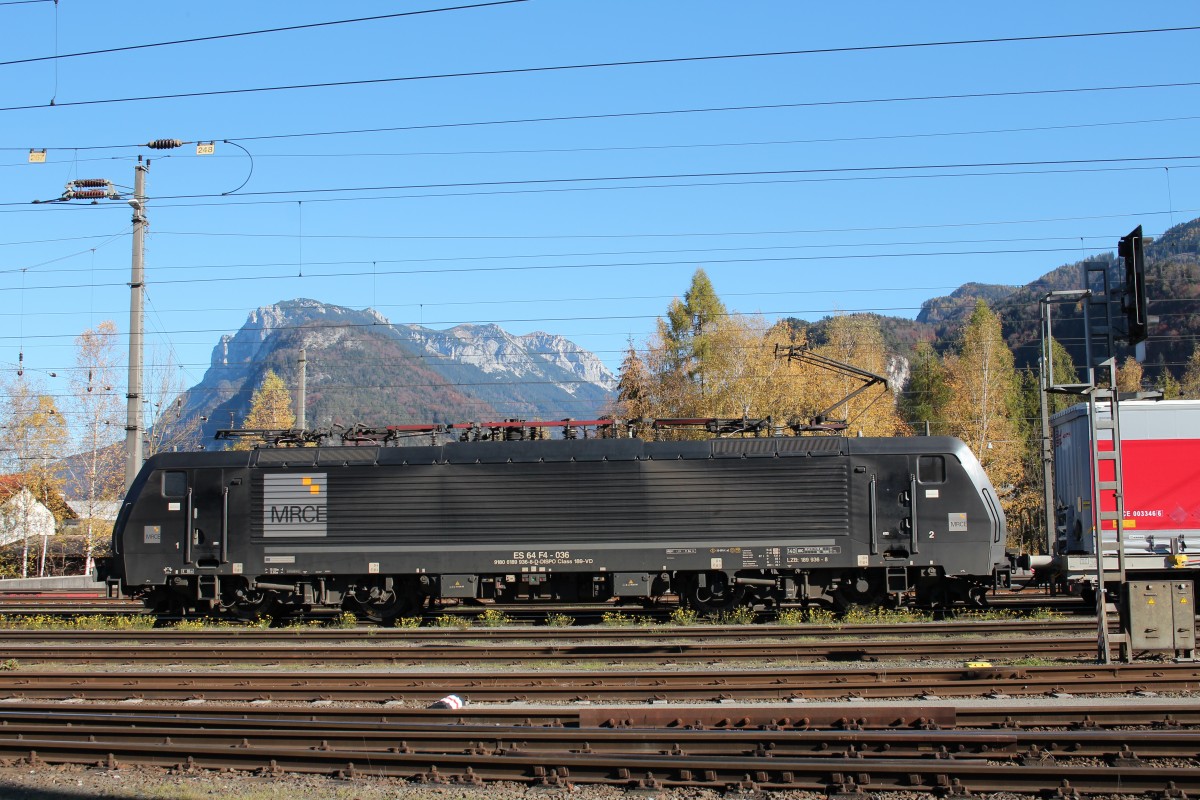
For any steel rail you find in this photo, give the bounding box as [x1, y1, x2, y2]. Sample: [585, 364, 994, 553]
[1, 730, 1197, 794]
[0, 715, 1197, 760]
[3, 700, 1199, 730]
[1, 664, 1197, 703]
[0, 633, 1131, 665]
[0, 616, 1118, 641]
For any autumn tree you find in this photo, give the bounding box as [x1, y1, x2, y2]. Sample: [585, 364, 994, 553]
[1, 376, 70, 577]
[807, 314, 906, 436]
[639, 275, 912, 438]
[941, 300, 1024, 548]
[67, 322, 125, 574]
[233, 370, 295, 450]
[1116, 355, 1144, 395]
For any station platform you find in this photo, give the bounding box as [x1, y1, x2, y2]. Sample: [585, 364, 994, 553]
[0, 574, 106, 592]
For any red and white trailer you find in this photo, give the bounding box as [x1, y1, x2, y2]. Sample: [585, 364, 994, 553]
[1051, 399, 1200, 595]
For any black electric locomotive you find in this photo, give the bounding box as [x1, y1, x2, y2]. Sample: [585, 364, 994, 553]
[102, 430, 1009, 621]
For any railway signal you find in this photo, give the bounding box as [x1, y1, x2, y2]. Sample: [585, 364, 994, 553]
[1118, 225, 1149, 345]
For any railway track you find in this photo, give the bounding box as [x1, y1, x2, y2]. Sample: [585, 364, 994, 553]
[1, 663, 1197, 703]
[0, 615, 1110, 639]
[3, 697, 1198, 730]
[0, 702, 1196, 794]
[0, 633, 1148, 664]
[0, 616, 1167, 666]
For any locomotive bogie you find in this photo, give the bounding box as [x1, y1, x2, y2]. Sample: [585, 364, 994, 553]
[100, 435, 1008, 621]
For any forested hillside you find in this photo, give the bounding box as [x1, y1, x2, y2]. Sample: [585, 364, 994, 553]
[914, 217, 1200, 381]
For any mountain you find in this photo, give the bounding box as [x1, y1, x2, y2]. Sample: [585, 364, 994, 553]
[800, 217, 1200, 380]
[174, 300, 617, 442]
[165, 218, 1200, 445]
[947, 218, 1200, 375]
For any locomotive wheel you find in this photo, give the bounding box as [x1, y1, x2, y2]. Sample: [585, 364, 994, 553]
[230, 595, 278, 623]
[683, 572, 746, 612]
[354, 583, 420, 626]
[832, 573, 886, 613]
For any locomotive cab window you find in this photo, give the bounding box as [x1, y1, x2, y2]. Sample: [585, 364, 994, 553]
[162, 471, 187, 498]
[918, 456, 946, 484]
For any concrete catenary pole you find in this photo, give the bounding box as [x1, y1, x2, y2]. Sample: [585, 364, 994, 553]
[124, 158, 148, 490]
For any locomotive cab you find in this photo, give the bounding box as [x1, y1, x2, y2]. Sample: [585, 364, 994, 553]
[111, 452, 253, 614]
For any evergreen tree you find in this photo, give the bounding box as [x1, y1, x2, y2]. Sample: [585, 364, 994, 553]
[901, 341, 951, 435]
[1156, 369, 1182, 400]
[1180, 344, 1200, 398]
[1044, 338, 1081, 414]
[614, 341, 653, 422]
[660, 269, 727, 401]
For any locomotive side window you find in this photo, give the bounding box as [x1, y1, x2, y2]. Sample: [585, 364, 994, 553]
[162, 471, 187, 498]
[918, 456, 945, 484]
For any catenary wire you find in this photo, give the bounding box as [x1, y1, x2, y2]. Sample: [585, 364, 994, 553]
[0, 244, 1125, 290]
[3, 297, 1193, 344]
[8, 161, 1199, 212]
[3, 29, 1200, 112]
[5, 155, 1199, 209]
[150, 208, 1199, 240]
[6, 110, 1199, 154]
[0, 233, 1138, 279]
[0, 1, 528, 67]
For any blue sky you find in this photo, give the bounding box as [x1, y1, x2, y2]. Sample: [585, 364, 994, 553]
[1, 1, 1197, 414]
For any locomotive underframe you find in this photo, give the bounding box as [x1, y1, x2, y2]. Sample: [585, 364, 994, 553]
[131, 564, 998, 622]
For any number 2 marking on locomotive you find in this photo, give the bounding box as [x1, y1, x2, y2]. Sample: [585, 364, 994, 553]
[928, 531, 936, 538]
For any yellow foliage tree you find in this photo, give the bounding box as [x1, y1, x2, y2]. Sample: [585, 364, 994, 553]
[941, 301, 1023, 526]
[233, 370, 295, 450]
[1, 377, 70, 577]
[1116, 355, 1144, 395]
[809, 315, 907, 436]
[636, 274, 908, 439]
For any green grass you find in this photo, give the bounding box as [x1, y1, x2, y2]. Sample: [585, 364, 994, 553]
[600, 610, 656, 627]
[474, 608, 513, 627]
[707, 605, 757, 625]
[956, 607, 1064, 622]
[839, 607, 935, 625]
[775, 607, 835, 625]
[668, 607, 700, 626]
[0, 613, 157, 631]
